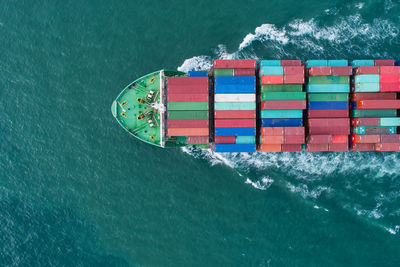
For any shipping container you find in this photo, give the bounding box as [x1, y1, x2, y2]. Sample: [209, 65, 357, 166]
[236, 136, 256, 144]
[284, 127, 305, 136]
[168, 119, 209, 128]
[307, 109, 349, 118]
[168, 128, 209, 136]
[305, 60, 328, 68]
[261, 118, 303, 127]
[307, 76, 349, 84]
[167, 76, 208, 86]
[308, 93, 348, 102]
[380, 118, 400, 126]
[260, 75, 284, 84]
[351, 118, 381, 127]
[261, 84, 303, 92]
[214, 69, 234, 76]
[260, 66, 284, 75]
[168, 110, 208, 119]
[283, 75, 305, 84]
[187, 136, 209, 144]
[307, 135, 332, 144]
[167, 102, 208, 110]
[331, 66, 352, 76]
[214, 84, 256, 94]
[214, 110, 256, 119]
[167, 93, 209, 102]
[281, 60, 302, 66]
[261, 109, 303, 119]
[306, 84, 350, 93]
[215, 127, 256, 136]
[307, 67, 332, 76]
[215, 136, 236, 144]
[380, 135, 400, 143]
[261, 100, 306, 110]
[355, 100, 400, 109]
[214, 59, 256, 69]
[235, 69, 255, 76]
[214, 119, 256, 128]
[215, 76, 255, 85]
[188, 71, 208, 77]
[374, 60, 395, 66]
[353, 126, 396, 135]
[353, 83, 380, 92]
[351, 143, 375, 151]
[380, 74, 400, 83]
[351, 134, 381, 143]
[214, 93, 255, 102]
[329, 143, 348, 151]
[259, 60, 281, 67]
[355, 66, 380, 75]
[354, 74, 380, 83]
[328, 60, 348, 66]
[214, 102, 256, 111]
[283, 66, 304, 75]
[351, 60, 374, 67]
[308, 101, 348, 110]
[168, 84, 209, 94]
[281, 144, 303, 152]
[261, 92, 306, 101]
[380, 83, 400, 92]
[261, 135, 284, 144]
[306, 144, 329, 151]
[351, 109, 397, 118]
[351, 92, 397, 101]
[261, 127, 284, 136]
[308, 118, 350, 135]
[375, 143, 400, 151]
[214, 144, 256, 153]
[258, 144, 282, 152]
[380, 66, 400, 74]
[284, 135, 305, 144]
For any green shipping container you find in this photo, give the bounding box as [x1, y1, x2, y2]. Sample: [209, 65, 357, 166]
[261, 109, 303, 119]
[261, 84, 303, 92]
[235, 136, 256, 144]
[307, 76, 349, 84]
[261, 92, 306, 101]
[168, 110, 209, 119]
[168, 102, 208, 111]
[351, 109, 397, 118]
[380, 118, 400, 127]
[214, 69, 234, 76]
[308, 93, 349, 102]
[214, 102, 256, 110]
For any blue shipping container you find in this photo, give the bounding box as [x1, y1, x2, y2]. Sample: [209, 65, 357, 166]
[306, 84, 350, 93]
[351, 60, 374, 67]
[305, 60, 328, 69]
[215, 84, 256, 94]
[261, 118, 303, 127]
[259, 60, 281, 67]
[188, 71, 208, 77]
[327, 60, 348, 66]
[214, 144, 256, 153]
[308, 101, 348, 110]
[260, 66, 284, 75]
[215, 76, 255, 85]
[215, 127, 256, 136]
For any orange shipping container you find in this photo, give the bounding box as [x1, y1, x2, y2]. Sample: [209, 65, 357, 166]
[261, 127, 284, 136]
[168, 128, 209, 136]
[258, 144, 282, 152]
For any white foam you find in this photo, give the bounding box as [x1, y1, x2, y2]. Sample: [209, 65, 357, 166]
[245, 176, 274, 191]
[177, 56, 212, 72]
[355, 2, 365, 9]
[239, 24, 289, 50]
[287, 182, 332, 199]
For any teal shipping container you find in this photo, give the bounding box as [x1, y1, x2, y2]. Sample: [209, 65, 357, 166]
[380, 118, 400, 127]
[354, 126, 397, 135]
[353, 83, 380, 92]
[351, 60, 374, 67]
[354, 75, 380, 83]
[306, 84, 350, 93]
[305, 60, 328, 68]
[235, 136, 256, 144]
[352, 109, 397, 117]
[307, 76, 349, 84]
[214, 102, 256, 111]
[328, 60, 348, 66]
[261, 92, 306, 101]
[261, 109, 303, 119]
[259, 60, 281, 67]
[260, 66, 284, 75]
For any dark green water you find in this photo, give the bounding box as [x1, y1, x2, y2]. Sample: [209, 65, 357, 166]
[1, 0, 400, 266]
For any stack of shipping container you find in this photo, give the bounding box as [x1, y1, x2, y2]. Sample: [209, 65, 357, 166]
[213, 59, 257, 152]
[304, 60, 352, 151]
[350, 60, 400, 151]
[166, 75, 210, 145]
[258, 60, 306, 152]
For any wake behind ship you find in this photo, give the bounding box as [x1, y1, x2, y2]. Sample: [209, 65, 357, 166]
[112, 59, 400, 152]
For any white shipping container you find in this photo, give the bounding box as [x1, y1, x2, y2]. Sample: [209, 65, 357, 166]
[214, 93, 255, 102]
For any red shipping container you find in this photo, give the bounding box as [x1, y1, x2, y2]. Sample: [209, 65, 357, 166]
[380, 135, 400, 143]
[329, 143, 348, 151]
[351, 92, 397, 101]
[308, 125, 350, 135]
[258, 144, 282, 152]
[307, 110, 349, 118]
[261, 75, 284, 84]
[332, 135, 348, 143]
[261, 100, 306, 110]
[374, 60, 395, 66]
[284, 127, 305, 136]
[380, 66, 400, 75]
[168, 128, 209, 136]
[261, 135, 284, 144]
[234, 68, 255, 76]
[308, 118, 349, 128]
[375, 143, 400, 151]
[167, 77, 208, 86]
[281, 144, 303, 152]
[283, 66, 304, 75]
[351, 134, 380, 144]
[307, 67, 332, 76]
[261, 127, 284, 136]
[351, 143, 375, 151]
[355, 66, 380, 75]
[357, 100, 400, 109]
[214, 136, 236, 144]
[281, 60, 302, 66]
[167, 94, 209, 102]
[214, 119, 255, 128]
[214, 59, 256, 69]
[168, 119, 209, 128]
[306, 144, 329, 152]
[215, 110, 256, 119]
[331, 66, 352, 76]
[351, 118, 380, 127]
[284, 135, 305, 144]
[380, 74, 400, 83]
[380, 83, 400, 92]
[307, 135, 332, 144]
[187, 136, 209, 144]
[168, 84, 208, 94]
[283, 75, 304, 84]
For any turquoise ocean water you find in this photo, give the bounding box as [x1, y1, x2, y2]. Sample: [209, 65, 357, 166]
[1, 0, 400, 265]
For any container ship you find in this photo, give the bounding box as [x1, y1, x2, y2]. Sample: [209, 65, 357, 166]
[111, 59, 400, 152]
